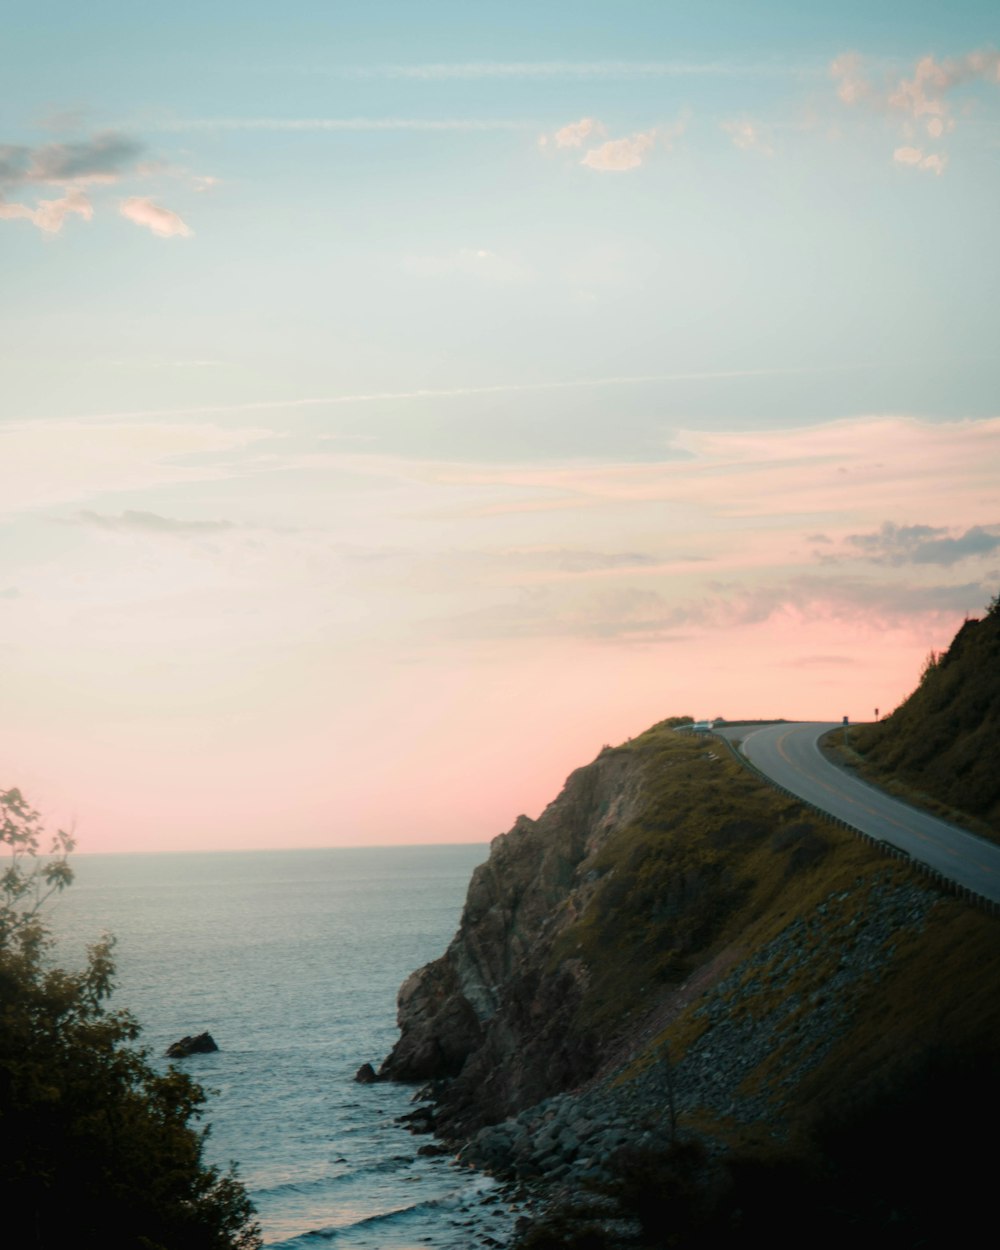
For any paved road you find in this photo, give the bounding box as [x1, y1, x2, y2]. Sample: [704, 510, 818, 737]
[714, 721, 1000, 907]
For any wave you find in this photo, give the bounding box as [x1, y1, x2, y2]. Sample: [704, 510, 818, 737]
[253, 1154, 420, 1201]
[270, 1195, 449, 1246]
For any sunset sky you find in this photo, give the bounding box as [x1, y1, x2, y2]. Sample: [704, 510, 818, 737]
[2, 2, 999, 852]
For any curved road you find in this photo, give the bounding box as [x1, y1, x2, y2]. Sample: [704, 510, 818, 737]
[714, 722, 1000, 907]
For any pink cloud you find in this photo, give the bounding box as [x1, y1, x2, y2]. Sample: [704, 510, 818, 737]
[0, 130, 204, 236]
[119, 196, 193, 238]
[832, 47, 1000, 171]
[542, 116, 682, 172]
[888, 50, 1000, 120]
[833, 48, 1000, 121]
[553, 117, 604, 148]
[581, 128, 657, 171]
[0, 132, 137, 232]
[0, 189, 92, 233]
[888, 55, 951, 118]
[892, 145, 947, 175]
[829, 51, 873, 105]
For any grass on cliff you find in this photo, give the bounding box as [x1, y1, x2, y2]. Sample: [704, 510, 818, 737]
[845, 600, 1000, 839]
[547, 719, 1000, 1137]
[547, 723, 886, 1042]
[519, 711, 1000, 1249]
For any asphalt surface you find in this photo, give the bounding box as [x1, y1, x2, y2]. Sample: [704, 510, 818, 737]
[714, 721, 1000, 907]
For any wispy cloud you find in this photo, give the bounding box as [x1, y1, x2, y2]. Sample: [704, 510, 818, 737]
[55, 363, 848, 422]
[337, 59, 821, 81]
[387, 415, 1000, 527]
[441, 573, 987, 644]
[0, 420, 271, 514]
[153, 116, 535, 133]
[74, 510, 234, 535]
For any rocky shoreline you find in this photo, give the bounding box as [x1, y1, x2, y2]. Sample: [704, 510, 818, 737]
[387, 865, 939, 1245]
[458, 870, 932, 1172]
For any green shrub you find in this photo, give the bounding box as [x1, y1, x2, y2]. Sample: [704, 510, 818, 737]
[0, 788, 261, 1250]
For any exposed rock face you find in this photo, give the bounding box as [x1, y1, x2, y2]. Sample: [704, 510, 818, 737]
[165, 1031, 218, 1058]
[379, 745, 647, 1136]
[379, 697, 1000, 1155]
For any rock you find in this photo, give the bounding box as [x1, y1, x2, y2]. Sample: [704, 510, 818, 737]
[165, 1031, 218, 1058]
[398, 1105, 437, 1134]
[354, 1062, 378, 1084]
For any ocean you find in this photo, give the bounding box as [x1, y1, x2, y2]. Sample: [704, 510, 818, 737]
[46, 845, 517, 1249]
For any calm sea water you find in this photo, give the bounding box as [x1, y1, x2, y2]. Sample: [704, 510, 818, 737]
[46, 845, 513, 1249]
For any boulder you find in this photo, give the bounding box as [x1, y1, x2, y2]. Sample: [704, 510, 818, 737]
[165, 1032, 218, 1058]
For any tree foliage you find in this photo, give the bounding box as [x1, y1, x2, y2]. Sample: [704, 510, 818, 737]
[0, 788, 261, 1250]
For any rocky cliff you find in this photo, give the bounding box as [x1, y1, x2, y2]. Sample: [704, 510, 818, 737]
[379, 737, 651, 1131]
[379, 705, 1000, 1246]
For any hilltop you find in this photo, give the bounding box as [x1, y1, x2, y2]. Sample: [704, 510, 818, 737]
[379, 705, 1000, 1247]
[846, 598, 1000, 834]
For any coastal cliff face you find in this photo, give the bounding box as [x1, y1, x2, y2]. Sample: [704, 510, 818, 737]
[379, 741, 649, 1130]
[381, 710, 999, 1157]
[379, 652, 1000, 1244]
[381, 717, 932, 1142]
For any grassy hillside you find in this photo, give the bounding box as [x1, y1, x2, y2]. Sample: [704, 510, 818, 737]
[545, 723, 1000, 1123]
[847, 598, 1000, 833]
[547, 725, 882, 1042]
[509, 725, 1000, 1247]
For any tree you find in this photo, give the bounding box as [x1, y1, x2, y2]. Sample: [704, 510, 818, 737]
[0, 788, 261, 1250]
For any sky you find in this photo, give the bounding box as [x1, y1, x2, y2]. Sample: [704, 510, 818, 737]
[2, 2, 999, 853]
